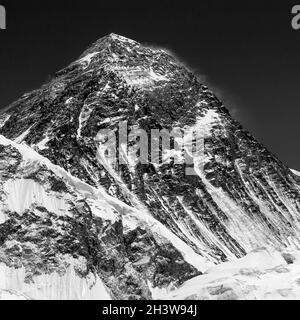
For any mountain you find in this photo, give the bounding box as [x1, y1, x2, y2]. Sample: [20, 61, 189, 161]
[0, 33, 300, 300]
[0, 135, 203, 299]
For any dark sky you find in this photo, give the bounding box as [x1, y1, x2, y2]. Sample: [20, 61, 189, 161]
[0, 0, 299, 169]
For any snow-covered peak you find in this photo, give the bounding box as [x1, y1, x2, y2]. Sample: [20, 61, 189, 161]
[65, 33, 182, 90]
[1, 34, 300, 300]
[107, 33, 138, 44]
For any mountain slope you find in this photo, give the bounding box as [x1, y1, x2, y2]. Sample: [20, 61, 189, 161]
[0, 33, 300, 299]
[163, 248, 300, 300]
[0, 135, 204, 299]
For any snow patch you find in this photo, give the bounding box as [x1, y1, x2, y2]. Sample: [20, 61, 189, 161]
[113, 66, 169, 89]
[165, 248, 300, 300]
[3, 179, 72, 217]
[0, 114, 10, 129]
[291, 169, 300, 177]
[77, 52, 99, 69]
[35, 135, 50, 150]
[14, 126, 33, 144]
[0, 263, 111, 300]
[77, 104, 95, 139]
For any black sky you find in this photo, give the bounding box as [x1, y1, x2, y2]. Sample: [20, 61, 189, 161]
[0, 0, 299, 169]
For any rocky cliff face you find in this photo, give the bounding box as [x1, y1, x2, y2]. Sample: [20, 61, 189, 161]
[0, 33, 300, 299]
[0, 135, 201, 299]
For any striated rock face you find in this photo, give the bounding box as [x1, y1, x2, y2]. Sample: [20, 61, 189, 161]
[0, 33, 300, 299]
[0, 135, 201, 299]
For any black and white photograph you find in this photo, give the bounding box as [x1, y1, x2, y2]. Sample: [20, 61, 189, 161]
[1, 0, 300, 306]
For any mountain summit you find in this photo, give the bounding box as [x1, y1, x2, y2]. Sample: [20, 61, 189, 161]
[0, 34, 300, 299]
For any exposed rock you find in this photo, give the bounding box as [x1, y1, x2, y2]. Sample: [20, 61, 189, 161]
[0, 33, 300, 299]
